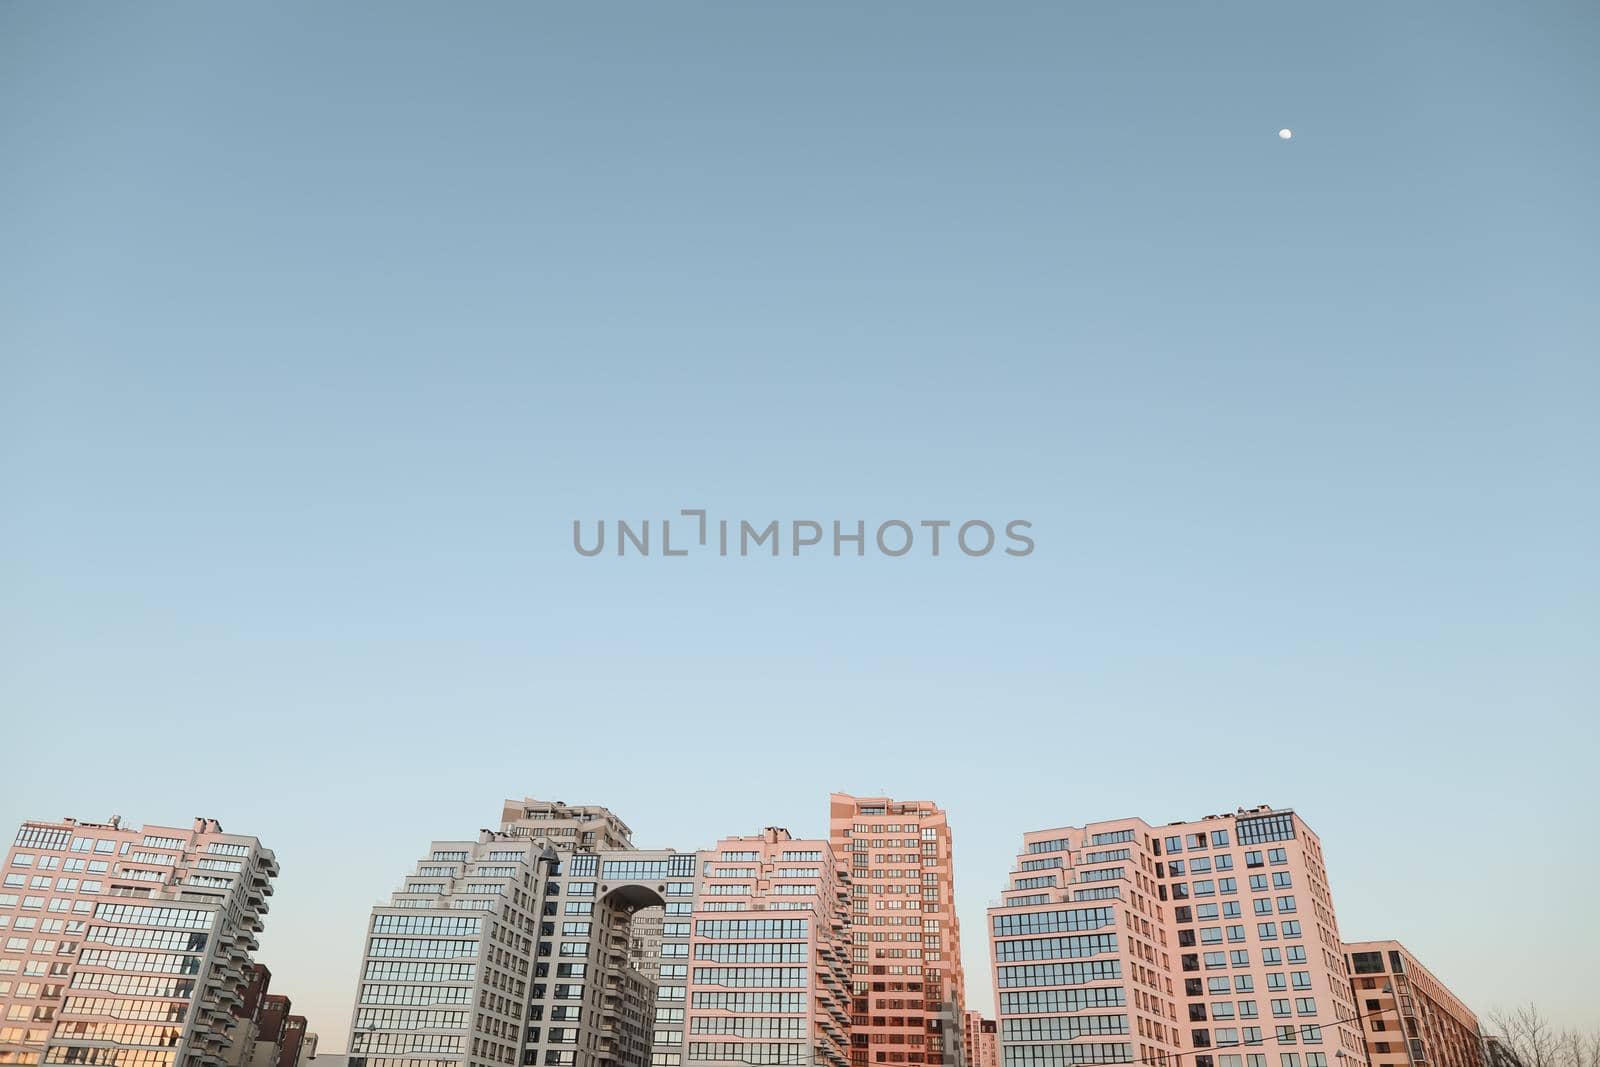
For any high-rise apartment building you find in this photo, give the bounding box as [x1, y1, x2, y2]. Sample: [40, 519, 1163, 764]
[348, 831, 550, 1067]
[1341, 943, 1482, 1067]
[828, 796, 965, 1067]
[0, 816, 278, 1067]
[685, 828, 851, 1067]
[349, 801, 705, 1067]
[961, 1015, 996, 1067]
[987, 807, 1365, 1067]
[497, 798, 699, 1067]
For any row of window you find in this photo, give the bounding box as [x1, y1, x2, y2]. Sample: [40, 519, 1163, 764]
[1002, 1043, 1134, 1065]
[994, 934, 1119, 963]
[1163, 830, 1232, 854]
[359, 984, 474, 1005]
[363, 962, 476, 982]
[693, 919, 809, 939]
[1167, 856, 1233, 876]
[689, 967, 809, 988]
[368, 938, 480, 959]
[46, 1050, 175, 1067]
[997, 961, 1123, 989]
[1002, 1015, 1131, 1041]
[999, 987, 1126, 1015]
[1236, 815, 1297, 846]
[993, 907, 1116, 938]
[83, 928, 205, 952]
[1, 897, 95, 915]
[1210, 1054, 1329, 1067]
[92, 906, 212, 931]
[58, 996, 186, 1022]
[12, 829, 76, 851]
[600, 857, 697, 880]
[355, 1009, 469, 1031]
[75, 950, 202, 976]
[684, 1042, 809, 1064]
[371, 915, 482, 936]
[2, 878, 106, 894]
[1187, 950, 1308, 973]
[1191, 1024, 1324, 1047]
[6, 857, 111, 874]
[688, 1018, 807, 1037]
[688, 992, 807, 1012]
[66, 974, 195, 998]
[692, 944, 809, 963]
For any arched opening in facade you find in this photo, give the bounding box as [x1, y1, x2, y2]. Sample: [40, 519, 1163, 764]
[589, 883, 668, 1067]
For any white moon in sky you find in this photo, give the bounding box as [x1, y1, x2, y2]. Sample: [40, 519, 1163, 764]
[1278, 129, 1293, 140]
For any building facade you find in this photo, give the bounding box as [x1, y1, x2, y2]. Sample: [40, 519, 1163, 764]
[828, 796, 965, 1067]
[252, 995, 311, 1067]
[497, 799, 699, 1067]
[987, 806, 1366, 1067]
[496, 803, 635, 856]
[348, 831, 551, 1067]
[1341, 943, 1482, 1067]
[626, 916, 666, 988]
[350, 802, 707, 1067]
[0, 816, 278, 1067]
[960, 1015, 996, 1067]
[224, 966, 317, 1067]
[685, 829, 851, 1067]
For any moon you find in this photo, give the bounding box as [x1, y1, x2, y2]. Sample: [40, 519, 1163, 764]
[1278, 129, 1293, 140]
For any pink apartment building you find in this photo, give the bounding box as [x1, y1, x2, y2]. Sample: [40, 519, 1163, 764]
[685, 829, 852, 1067]
[987, 806, 1366, 1067]
[0, 816, 278, 1067]
[1341, 942, 1482, 1067]
[828, 796, 966, 1067]
[961, 1014, 997, 1067]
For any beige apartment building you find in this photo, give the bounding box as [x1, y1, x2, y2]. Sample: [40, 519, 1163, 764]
[686, 828, 852, 1067]
[1342, 943, 1482, 1067]
[987, 806, 1366, 1067]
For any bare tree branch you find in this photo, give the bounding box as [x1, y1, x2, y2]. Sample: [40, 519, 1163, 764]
[1487, 1005, 1600, 1067]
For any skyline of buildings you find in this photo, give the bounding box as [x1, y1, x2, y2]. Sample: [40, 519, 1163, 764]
[0, 800, 1511, 1067]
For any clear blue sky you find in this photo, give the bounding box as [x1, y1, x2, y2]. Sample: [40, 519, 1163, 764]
[2, 0, 1596, 1045]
